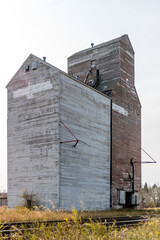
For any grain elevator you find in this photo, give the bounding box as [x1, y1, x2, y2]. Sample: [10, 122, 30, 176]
[7, 35, 141, 210]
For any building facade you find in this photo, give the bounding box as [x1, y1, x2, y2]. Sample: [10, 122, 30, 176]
[68, 35, 141, 208]
[7, 35, 141, 210]
[7, 55, 111, 210]
[0, 193, 7, 206]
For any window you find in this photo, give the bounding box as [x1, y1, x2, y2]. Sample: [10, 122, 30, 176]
[25, 65, 29, 72]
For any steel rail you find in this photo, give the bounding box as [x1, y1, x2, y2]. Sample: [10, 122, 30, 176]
[0, 215, 156, 237]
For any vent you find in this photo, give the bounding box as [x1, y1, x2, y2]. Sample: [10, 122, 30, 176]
[31, 61, 38, 70]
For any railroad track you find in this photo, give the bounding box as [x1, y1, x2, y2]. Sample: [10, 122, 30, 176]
[0, 215, 154, 237]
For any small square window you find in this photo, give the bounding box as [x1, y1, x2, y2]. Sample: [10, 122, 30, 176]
[25, 65, 29, 72]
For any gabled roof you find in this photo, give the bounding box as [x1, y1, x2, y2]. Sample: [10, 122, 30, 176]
[68, 34, 134, 59]
[6, 54, 66, 89]
[6, 53, 111, 100]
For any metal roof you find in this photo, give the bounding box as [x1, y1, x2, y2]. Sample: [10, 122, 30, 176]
[96, 77, 120, 92]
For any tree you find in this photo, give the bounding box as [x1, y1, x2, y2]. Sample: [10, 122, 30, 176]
[142, 183, 160, 207]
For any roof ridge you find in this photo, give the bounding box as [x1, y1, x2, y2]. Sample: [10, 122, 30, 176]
[68, 34, 130, 58]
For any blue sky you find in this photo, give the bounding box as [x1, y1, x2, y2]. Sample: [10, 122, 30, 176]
[0, 0, 160, 191]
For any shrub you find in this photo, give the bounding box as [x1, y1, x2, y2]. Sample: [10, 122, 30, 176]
[21, 191, 40, 209]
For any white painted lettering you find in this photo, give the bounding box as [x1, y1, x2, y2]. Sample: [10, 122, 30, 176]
[112, 103, 128, 116]
[13, 81, 53, 99]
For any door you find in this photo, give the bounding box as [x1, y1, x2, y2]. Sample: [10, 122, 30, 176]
[125, 192, 132, 207]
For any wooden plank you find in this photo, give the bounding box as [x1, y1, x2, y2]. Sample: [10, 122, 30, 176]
[7, 56, 60, 209]
[59, 73, 111, 210]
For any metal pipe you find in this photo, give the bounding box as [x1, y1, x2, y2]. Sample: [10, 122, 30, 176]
[130, 158, 134, 194]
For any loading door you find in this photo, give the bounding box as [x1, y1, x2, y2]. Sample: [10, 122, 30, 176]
[125, 192, 132, 207]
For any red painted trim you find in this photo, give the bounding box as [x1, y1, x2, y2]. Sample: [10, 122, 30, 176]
[60, 121, 79, 147]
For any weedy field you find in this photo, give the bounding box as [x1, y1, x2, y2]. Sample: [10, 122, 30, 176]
[1, 207, 160, 239]
[1, 206, 160, 223]
[3, 218, 160, 240]
[0, 205, 73, 223]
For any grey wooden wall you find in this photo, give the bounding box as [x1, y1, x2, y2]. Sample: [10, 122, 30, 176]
[59, 73, 111, 210]
[68, 40, 120, 86]
[67, 35, 141, 208]
[7, 55, 60, 208]
[7, 54, 111, 210]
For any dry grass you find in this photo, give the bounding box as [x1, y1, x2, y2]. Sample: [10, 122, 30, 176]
[1, 206, 160, 223]
[1, 209, 160, 239]
[0, 206, 73, 223]
[80, 207, 160, 219]
[112, 218, 160, 240]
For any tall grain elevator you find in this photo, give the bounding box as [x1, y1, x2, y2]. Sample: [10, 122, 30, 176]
[68, 35, 141, 208]
[7, 35, 141, 210]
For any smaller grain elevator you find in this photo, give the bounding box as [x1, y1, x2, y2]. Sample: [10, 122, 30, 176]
[7, 55, 111, 210]
[68, 35, 141, 208]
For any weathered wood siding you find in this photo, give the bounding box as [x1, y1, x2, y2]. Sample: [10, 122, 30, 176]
[68, 40, 120, 85]
[68, 35, 141, 208]
[111, 37, 141, 207]
[59, 73, 111, 210]
[7, 55, 60, 208]
[0, 193, 7, 206]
